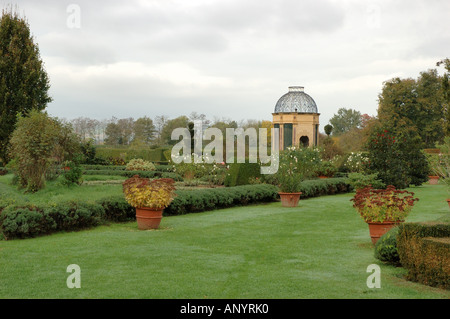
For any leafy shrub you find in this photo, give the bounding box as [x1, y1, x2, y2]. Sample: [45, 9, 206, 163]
[224, 163, 261, 187]
[365, 125, 429, 188]
[97, 196, 136, 222]
[350, 186, 419, 223]
[374, 226, 400, 266]
[298, 178, 352, 199]
[82, 169, 183, 181]
[125, 158, 156, 171]
[61, 159, 83, 186]
[95, 147, 168, 163]
[45, 201, 104, 231]
[0, 201, 104, 239]
[347, 172, 385, 191]
[397, 222, 450, 290]
[165, 184, 278, 215]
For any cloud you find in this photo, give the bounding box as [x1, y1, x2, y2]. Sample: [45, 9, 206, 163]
[4, 0, 450, 129]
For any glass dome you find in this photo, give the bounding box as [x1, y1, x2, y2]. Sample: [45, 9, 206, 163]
[274, 86, 318, 113]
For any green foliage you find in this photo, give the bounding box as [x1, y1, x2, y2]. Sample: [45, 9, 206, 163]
[61, 158, 83, 187]
[329, 108, 362, 136]
[0, 201, 105, 239]
[82, 169, 183, 181]
[340, 152, 369, 173]
[324, 124, 333, 136]
[79, 139, 99, 164]
[125, 158, 156, 171]
[374, 226, 400, 266]
[95, 146, 168, 163]
[0, 9, 52, 163]
[97, 196, 136, 222]
[165, 184, 278, 215]
[378, 71, 445, 148]
[9, 111, 61, 192]
[397, 222, 450, 290]
[347, 172, 385, 190]
[0, 184, 280, 239]
[365, 122, 429, 189]
[224, 163, 261, 187]
[297, 178, 352, 199]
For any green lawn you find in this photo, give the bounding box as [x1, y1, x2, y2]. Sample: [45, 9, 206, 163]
[0, 174, 124, 206]
[0, 180, 449, 298]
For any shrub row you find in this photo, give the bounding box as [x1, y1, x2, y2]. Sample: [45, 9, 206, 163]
[95, 147, 169, 163]
[298, 178, 353, 199]
[165, 184, 279, 215]
[82, 169, 183, 181]
[0, 184, 278, 239]
[397, 222, 450, 290]
[82, 164, 172, 172]
[0, 201, 105, 240]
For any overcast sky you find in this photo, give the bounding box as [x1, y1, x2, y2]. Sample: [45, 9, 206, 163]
[3, 0, 450, 130]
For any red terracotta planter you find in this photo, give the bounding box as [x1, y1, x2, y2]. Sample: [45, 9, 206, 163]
[428, 176, 439, 185]
[278, 192, 302, 207]
[367, 221, 401, 245]
[135, 207, 163, 230]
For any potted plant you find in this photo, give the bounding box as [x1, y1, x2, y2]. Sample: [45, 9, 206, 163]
[123, 175, 176, 230]
[350, 185, 419, 244]
[278, 172, 303, 207]
[276, 148, 304, 207]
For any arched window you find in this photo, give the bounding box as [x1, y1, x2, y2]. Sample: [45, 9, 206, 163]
[300, 136, 309, 147]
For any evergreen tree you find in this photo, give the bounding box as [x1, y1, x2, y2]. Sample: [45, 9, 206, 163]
[0, 9, 52, 164]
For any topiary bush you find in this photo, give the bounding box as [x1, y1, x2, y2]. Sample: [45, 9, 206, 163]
[397, 222, 450, 290]
[224, 163, 261, 187]
[374, 226, 401, 266]
[125, 158, 156, 171]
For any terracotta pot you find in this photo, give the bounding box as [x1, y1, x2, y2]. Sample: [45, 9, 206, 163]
[367, 221, 401, 245]
[447, 199, 450, 209]
[428, 176, 439, 185]
[135, 207, 163, 230]
[278, 192, 302, 207]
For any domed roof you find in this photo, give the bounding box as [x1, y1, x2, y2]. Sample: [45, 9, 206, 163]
[274, 86, 318, 113]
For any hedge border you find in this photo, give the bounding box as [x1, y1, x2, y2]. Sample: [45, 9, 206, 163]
[397, 222, 450, 290]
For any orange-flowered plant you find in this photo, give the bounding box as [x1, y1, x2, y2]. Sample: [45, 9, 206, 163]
[350, 185, 419, 223]
[123, 175, 176, 209]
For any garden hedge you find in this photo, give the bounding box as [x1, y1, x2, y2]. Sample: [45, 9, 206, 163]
[82, 169, 183, 181]
[0, 184, 278, 239]
[397, 222, 450, 290]
[0, 179, 353, 240]
[81, 164, 172, 172]
[95, 147, 169, 163]
[164, 184, 278, 215]
[298, 178, 352, 199]
[224, 163, 261, 187]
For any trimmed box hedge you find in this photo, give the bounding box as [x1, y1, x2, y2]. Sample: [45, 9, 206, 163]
[82, 169, 183, 181]
[0, 184, 278, 239]
[298, 178, 352, 199]
[0, 179, 352, 240]
[397, 222, 450, 290]
[165, 184, 278, 215]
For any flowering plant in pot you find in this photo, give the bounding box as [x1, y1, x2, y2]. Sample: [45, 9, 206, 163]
[276, 148, 305, 207]
[123, 175, 176, 230]
[350, 185, 419, 244]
